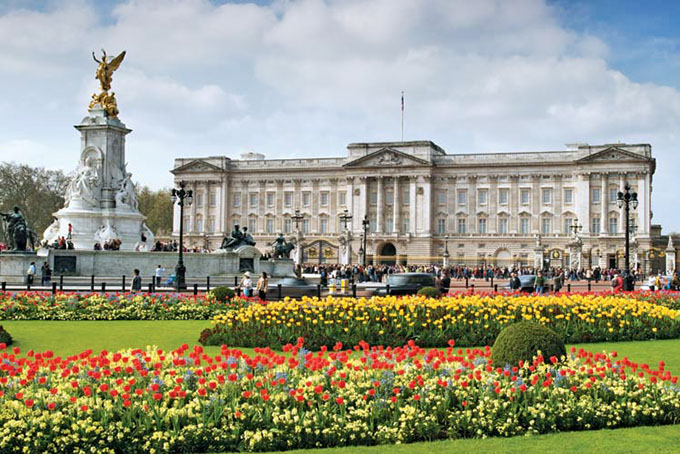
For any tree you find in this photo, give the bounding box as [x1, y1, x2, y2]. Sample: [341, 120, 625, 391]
[0, 163, 68, 243]
[136, 186, 173, 236]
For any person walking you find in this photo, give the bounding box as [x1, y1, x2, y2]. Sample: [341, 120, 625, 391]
[26, 261, 36, 285]
[256, 272, 269, 301]
[67, 223, 73, 240]
[612, 273, 624, 293]
[130, 268, 142, 293]
[509, 272, 521, 291]
[240, 271, 253, 297]
[40, 262, 52, 286]
[534, 271, 546, 294]
[155, 265, 165, 288]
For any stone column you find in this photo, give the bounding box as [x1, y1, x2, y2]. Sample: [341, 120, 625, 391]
[240, 180, 248, 230]
[203, 181, 210, 234]
[189, 181, 198, 234]
[509, 175, 519, 233]
[376, 176, 383, 233]
[347, 177, 355, 232]
[360, 176, 369, 226]
[553, 175, 562, 235]
[311, 179, 320, 233]
[276, 179, 284, 232]
[293, 179, 301, 210]
[576, 173, 590, 235]
[600, 173, 608, 235]
[489, 175, 498, 234]
[619, 173, 626, 235]
[393, 177, 400, 233]
[422, 175, 432, 234]
[330, 178, 338, 233]
[409, 176, 417, 234]
[637, 172, 648, 235]
[667, 237, 676, 274]
[220, 178, 228, 234]
[531, 175, 540, 233]
[468, 176, 477, 233]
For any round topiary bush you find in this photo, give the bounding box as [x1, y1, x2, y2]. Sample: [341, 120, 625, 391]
[0, 326, 13, 346]
[491, 321, 566, 367]
[210, 286, 235, 304]
[417, 286, 441, 298]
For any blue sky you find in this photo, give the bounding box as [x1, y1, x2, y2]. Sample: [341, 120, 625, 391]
[0, 0, 679, 231]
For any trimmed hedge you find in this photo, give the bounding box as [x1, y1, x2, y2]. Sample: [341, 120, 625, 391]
[417, 286, 441, 298]
[0, 326, 13, 346]
[491, 321, 566, 366]
[210, 286, 235, 304]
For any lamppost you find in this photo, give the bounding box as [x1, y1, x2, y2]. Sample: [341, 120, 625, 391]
[617, 183, 638, 291]
[291, 209, 304, 232]
[171, 182, 193, 290]
[443, 235, 450, 268]
[361, 215, 370, 267]
[339, 209, 353, 232]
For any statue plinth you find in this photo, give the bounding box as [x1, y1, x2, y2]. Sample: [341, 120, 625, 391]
[43, 107, 153, 251]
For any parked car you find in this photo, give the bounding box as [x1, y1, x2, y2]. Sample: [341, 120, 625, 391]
[372, 273, 437, 296]
[266, 277, 318, 300]
[503, 274, 536, 293]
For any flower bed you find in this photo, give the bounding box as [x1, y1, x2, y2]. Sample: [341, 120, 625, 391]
[0, 292, 248, 321]
[201, 293, 680, 349]
[0, 339, 678, 453]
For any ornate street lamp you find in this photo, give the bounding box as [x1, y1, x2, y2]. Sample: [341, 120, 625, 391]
[291, 209, 304, 233]
[361, 215, 370, 267]
[443, 235, 450, 267]
[569, 218, 583, 236]
[339, 209, 353, 232]
[617, 183, 638, 291]
[171, 181, 193, 290]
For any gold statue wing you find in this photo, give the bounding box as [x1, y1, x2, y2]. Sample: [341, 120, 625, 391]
[108, 50, 126, 72]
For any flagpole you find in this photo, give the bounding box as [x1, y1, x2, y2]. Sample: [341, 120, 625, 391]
[401, 90, 404, 142]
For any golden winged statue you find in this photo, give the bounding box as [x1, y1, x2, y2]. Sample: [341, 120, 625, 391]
[93, 49, 126, 91]
[89, 49, 125, 117]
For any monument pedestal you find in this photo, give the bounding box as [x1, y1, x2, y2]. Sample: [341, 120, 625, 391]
[43, 106, 153, 251]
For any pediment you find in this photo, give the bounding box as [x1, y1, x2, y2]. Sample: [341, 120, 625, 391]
[172, 159, 223, 174]
[577, 147, 649, 163]
[343, 147, 433, 168]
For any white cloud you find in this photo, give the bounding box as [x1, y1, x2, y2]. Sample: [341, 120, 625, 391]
[0, 0, 679, 230]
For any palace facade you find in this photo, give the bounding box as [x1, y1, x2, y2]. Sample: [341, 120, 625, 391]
[172, 140, 670, 271]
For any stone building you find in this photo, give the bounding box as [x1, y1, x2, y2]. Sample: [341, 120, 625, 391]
[172, 140, 670, 272]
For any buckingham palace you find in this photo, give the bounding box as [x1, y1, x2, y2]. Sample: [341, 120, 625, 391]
[171, 140, 670, 271]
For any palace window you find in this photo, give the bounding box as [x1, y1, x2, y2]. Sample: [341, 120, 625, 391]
[209, 192, 216, 207]
[403, 188, 410, 205]
[284, 218, 292, 233]
[385, 217, 393, 232]
[302, 219, 310, 234]
[196, 215, 203, 233]
[249, 193, 258, 208]
[592, 188, 601, 204]
[457, 218, 466, 234]
[438, 190, 447, 205]
[498, 217, 508, 234]
[370, 190, 377, 205]
[499, 188, 508, 205]
[403, 217, 410, 232]
[564, 188, 573, 204]
[478, 218, 487, 234]
[609, 217, 618, 234]
[266, 218, 274, 234]
[542, 188, 552, 205]
[609, 187, 618, 204]
[208, 216, 215, 233]
[233, 192, 241, 208]
[320, 218, 328, 234]
[196, 193, 203, 208]
[478, 190, 488, 206]
[563, 217, 573, 234]
[457, 190, 467, 206]
[520, 217, 529, 234]
[520, 189, 530, 205]
[284, 192, 293, 207]
[248, 218, 256, 234]
[437, 218, 446, 234]
[266, 192, 275, 208]
[591, 217, 601, 234]
[320, 192, 329, 207]
[541, 217, 552, 234]
[302, 192, 311, 207]
[339, 191, 346, 206]
[184, 216, 191, 232]
[369, 215, 376, 232]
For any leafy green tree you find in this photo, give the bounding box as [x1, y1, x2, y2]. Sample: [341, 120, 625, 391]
[136, 186, 173, 236]
[0, 162, 68, 242]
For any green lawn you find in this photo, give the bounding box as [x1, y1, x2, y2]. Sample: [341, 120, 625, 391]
[2, 320, 680, 454]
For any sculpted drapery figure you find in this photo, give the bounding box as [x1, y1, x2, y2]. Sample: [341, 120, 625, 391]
[115, 172, 138, 210]
[65, 160, 100, 207]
